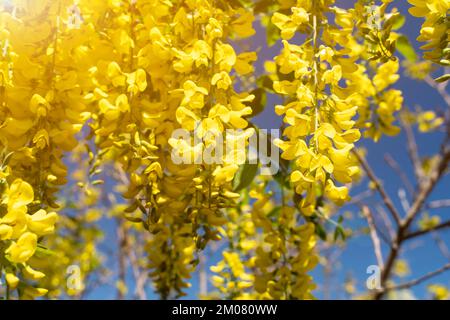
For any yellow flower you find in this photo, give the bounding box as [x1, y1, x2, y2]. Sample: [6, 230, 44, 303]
[0, 207, 28, 240]
[6, 232, 38, 263]
[6, 179, 34, 210]
[322, 65, 342, 85]
[23, 264, 46, 280]
[211, 71, 232, 90]
[231, 9, 255, 38]
[27, 209, 58, 236]
[235, 52, 257, 75]
[418, 111, 444, 132]
[32, 129, 50, 149]
[6, 273, 20, 289]
[22, 287, 48, 299]
[324, 179, 349, 205]
[373, 60, 400, 91]
[181, 80, 209, 109]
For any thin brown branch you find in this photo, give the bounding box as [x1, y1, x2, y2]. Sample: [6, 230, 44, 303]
[400, 116, 424, 183]
[375, 146, 450, 299]
[384, 263, 450, 292]
[404, 220, 450, 240]
[376, 205, 395, 241]
[384, 153, 415, 195]
[362, 206, 384, 269]
[402, 149, 450, 230]
[353, 150, 402, 225]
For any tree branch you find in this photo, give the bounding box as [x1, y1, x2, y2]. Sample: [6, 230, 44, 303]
[353, 150, 402, 225]
[384, 263, 450, 292]
[363, 206, 384, 269]
[404, 220, 450, 240]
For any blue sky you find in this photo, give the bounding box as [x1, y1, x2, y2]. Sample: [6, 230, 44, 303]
[84, 0, 450, 300]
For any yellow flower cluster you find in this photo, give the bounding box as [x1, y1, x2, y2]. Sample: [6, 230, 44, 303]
[78, 0, 256, 298]
[250, 180, 317, 299]
[0, 0, 91, 206]
[0, 0, 408, 300]
[271, 0, 403, 216]
[0, 177, 57, 298]
[209, 177, 317, 300]
[0, 0, 86, 299]
[210, 204, 258, 299]
[408, 0, 450, 64]
[272, 0, 362, 215]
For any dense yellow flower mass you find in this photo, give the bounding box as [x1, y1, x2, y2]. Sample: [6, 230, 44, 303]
[408, 0, 449, 64]
[0, 176, 57, 298]
[272, 0, 359, 215]
[0, 0, 411, 300]
[271, 0, 403, 216]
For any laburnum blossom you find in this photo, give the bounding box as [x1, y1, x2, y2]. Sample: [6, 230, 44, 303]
[78, 0, 257, 299]
[272, 0, 362, 215]
[0, 178, 57, 297]
[0, 0, 93, 208]
[408, 0, 450, 64]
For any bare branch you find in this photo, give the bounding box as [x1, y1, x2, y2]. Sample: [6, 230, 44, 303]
[376, 205, 396, 241]
[402, 149, 450, 230]
[375, 146, 450, 300]
[427, 199, 450, 209]
[384, 153, 415, 195]
[353, 150, 402, 225]
[400, 116, 424, 183]
[362, 206, 384, 269]
[384, 263, 450, 292]
[404, 220, 450, 240]
[432, 232, 450, 261]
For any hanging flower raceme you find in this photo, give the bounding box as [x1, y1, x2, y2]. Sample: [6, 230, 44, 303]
[151, 0, 256, 298]
[0, 174, 57, 299]
[82, 0, 256, 298]
[349, 1, 404, 141]
[272, 0, 361, 215]
[0, 0, 92, 207]
[408, 0, 450, 66]
[0, 0, 92, 299]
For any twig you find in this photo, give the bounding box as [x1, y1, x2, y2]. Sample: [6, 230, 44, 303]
[384, 153, 415, 195]
[427, 199, 450, 209]
[404, 220, 450, 240]
[353, 150, 402, 225]
[362, 206, 384, 269]
[432, 232, 450, 261]
[376, 205, 395, 241]
[400, 116, 424, 184]
[375, 146, 450, 299]
[384, 263, 450, 292]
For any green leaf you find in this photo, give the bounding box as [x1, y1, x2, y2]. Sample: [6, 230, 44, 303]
[315, 223, 327, 241]
[124, 215, 143, 223]
[392, 14, 405, 30]
[435, 74, 450, 83]
[232, 162, 258, 192]
[333, 225, 346, 241]
[35, 245, 56, 257]
[396, 35, 417, 62]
